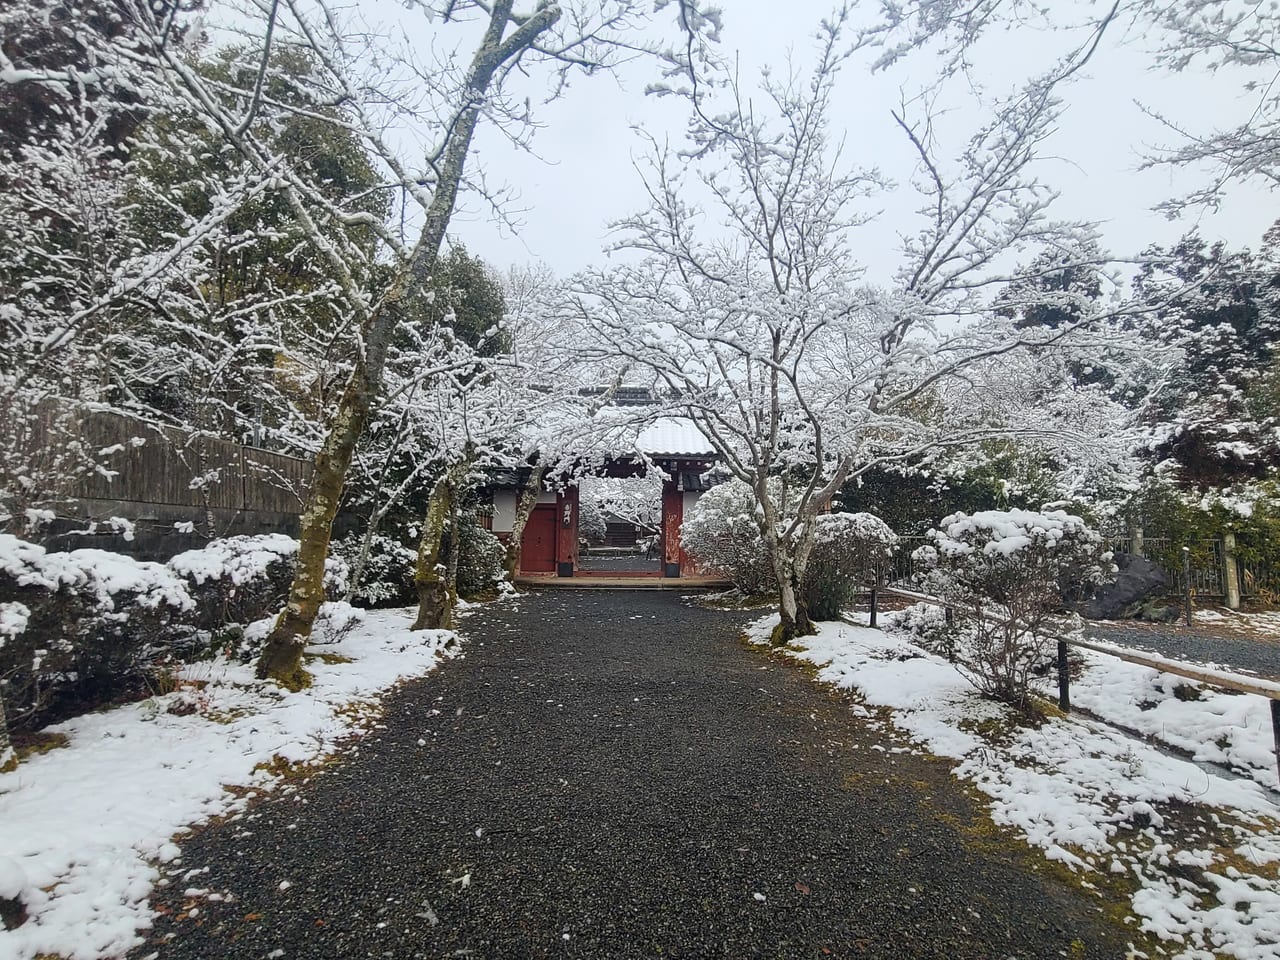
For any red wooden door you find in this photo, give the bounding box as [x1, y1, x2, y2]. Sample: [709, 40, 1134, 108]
[521, 506, 558, 573]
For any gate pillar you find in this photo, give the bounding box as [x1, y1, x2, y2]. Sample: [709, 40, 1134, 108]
[661, 478, 682, 578]
[555, 485, 579, 577]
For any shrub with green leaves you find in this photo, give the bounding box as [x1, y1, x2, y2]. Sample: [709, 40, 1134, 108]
[913, 509, 1110, 710]
[805, 512, 898, 620]
[885, 601, 958, 660]
[0, 535, 195, 729]
[457, 516, 505, 599]
[685, 481, 897, 614]
[683, 480, 776, 596]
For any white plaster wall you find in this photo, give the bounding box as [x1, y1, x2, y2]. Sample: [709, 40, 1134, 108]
[492, 491, 517, 533]
[536, 491, 557, 505]
[682, 490, 701, 519]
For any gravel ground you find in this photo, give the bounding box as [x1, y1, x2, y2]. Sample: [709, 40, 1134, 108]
[1084, 622, 1280, 680]
[137, 590, 1132, 960]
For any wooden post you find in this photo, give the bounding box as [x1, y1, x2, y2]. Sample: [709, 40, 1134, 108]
[1182, 546, 1193, 626]
[660, 478, 683, 578]
[1222, 531, 1241, 611]
[555, 485, 578, 577]
[1272, 700, 1280, 789]
[869, 587, 878, 628]
[1057, 640, 1071, 712]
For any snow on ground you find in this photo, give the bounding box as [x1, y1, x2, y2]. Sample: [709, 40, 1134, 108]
[1191, 608, 1280, 637]
[746, 615, 1280, 960]
[0, 607, 458, 960]
[1060, 647, 1280, 791]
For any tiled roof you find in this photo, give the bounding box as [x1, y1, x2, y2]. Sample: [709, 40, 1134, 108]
[635, 418, 717, 458]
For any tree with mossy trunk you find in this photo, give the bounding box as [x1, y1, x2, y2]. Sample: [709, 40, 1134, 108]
[253, 1, 565, 687]
[504, 465, 547, 582]
[413, 455, 475, 631]
[241, 0, 659, 686]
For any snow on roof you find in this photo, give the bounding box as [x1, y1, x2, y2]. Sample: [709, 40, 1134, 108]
[635, 418, 716, 458]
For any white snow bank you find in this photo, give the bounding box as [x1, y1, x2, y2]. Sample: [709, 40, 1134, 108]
[747, 615, 1280, 960]
[0, 608, 457, 960]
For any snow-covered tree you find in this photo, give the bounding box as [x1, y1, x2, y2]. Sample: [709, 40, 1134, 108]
[1133, 229, 1280, 491]
[580, 476, 662, 536]
[568, 8, 1148, 641]
[865, 1, 1280, 214]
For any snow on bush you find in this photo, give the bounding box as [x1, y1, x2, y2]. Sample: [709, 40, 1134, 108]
[885, 601, 957, 659]
[685, 481, 898, 613]
[170, 533, 348, 630]
[457, 517, 505, 599]
[912, 509, 1110, 710]
[806, 512, 898, 620]
[577, 494, 608, 544]
[682, 480, 776, 596]
[0, 534, 355, 731]
[332, 532, 416, 607]
[0, 535, 196, 729]
[310, 601, 365, 645]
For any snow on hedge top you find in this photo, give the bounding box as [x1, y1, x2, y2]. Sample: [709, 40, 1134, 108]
[170, 533, 300, 585]
[0, 534, 194, 612]
[920, 509, 1101, 560]
[816, 512, 898, 550]
[170, 534, 348, 592]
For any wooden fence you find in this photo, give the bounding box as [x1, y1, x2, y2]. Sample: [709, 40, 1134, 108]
[27, 400, 311, 519]
[872, 586, 1280, 786]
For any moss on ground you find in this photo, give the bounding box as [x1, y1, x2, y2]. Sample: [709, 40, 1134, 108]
[13, 731, 70, 761]
[307, 652, 355, 665]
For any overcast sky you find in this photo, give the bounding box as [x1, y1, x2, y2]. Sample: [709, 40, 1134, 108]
[446, 0, 1275, 282]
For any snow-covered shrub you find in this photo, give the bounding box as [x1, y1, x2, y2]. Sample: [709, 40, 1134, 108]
[682, 480, 774, 596]
[170, 534, 348, 629]
[686, 484, 898, 613]
[332, 532, 416, 607]
[0, 602, 28, 771]
[0, 535, 195, 729]
[805, 512, 898, 620]
[913, 509, 1110, 710]
[457, 516, 505, 598]
[577, 495, 607, 545]
[885, 601, 957, 660]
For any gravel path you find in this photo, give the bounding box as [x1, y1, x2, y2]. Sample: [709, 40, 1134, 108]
[138, 590, 1131, 959]
[1084, 623, 1280, 681]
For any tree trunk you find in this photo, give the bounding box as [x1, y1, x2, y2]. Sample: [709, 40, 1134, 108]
[0, 695, 14, 773]
[443, 486, 463, 612]
[768, 518, 817, 645]
[255, 374, 373, 688]
[504, 465, 546, 581]
[254, 0, 561, 685]
[412, 474, 455, 631]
